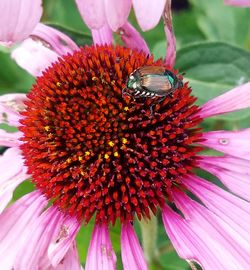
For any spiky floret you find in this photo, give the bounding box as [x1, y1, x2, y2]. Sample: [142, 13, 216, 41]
[20, 45, 203, 225]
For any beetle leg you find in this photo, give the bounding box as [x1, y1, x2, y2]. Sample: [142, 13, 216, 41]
[157, 96, 166, 104]
[122, 87, 133, 98]
[150, 104, 155, 115]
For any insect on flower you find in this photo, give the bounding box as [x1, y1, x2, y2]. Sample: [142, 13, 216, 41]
[123, 65, 184, 99]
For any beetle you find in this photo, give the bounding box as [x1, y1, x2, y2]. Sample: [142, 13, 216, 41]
[123, 65, 183, 98]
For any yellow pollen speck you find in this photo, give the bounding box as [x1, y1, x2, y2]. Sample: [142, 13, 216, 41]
[66, 158, 72, 163]
[108, 141, 115, 147]
[44, 126, 50, 131]
[92, 76, 98, 81]
[122, 138, 128, 144]
[114, 152, 119, 157]
[85, 151, 91, 156]
[56, 82, 61, 87]
[104, 154, 110, 159]
[78, 156, 83, 161]
[48, 133, 53, 139]
[124, 107, 129, 111]
[80, 170, 85, 176]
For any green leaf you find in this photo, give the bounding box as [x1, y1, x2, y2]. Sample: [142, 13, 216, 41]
[42, 0, 88, 33]
[0, 52, 34, 94]
[189, 0, 250, 50]
[158, 250, 189, 270]
[46, 23, 92, 46]
[173, 8, 206, 49]
[175, 42, 250, 120]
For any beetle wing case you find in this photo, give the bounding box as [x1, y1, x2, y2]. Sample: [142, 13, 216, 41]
[138, 66, 166, 76]
[138, 66, 173, 94]
[141, 76, 172, 93]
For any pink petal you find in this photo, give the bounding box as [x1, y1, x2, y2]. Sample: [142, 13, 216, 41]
[201, 129, 250, 159]
[0, 147, 28, 213]
[14, 206, 65, 270]
[51, 241, 81, 270]
[198, 82, 250, 118]
[199, 155, 250, 174]
[0, 129, 22, 147]
[11, 37, 59, 77]
[85, 224, 116, 270]
[0, 93, 27, 126]
[163, 0, 176, 67]
[104, 0, 132, 31]
[199, 155, 250, 201]
[91, 24, 113, 45]
[0, 0, 42, 44]
[48, 216, 81, 267]
[182, 175, 250, 252]
[224, 0, 250, 6]
[121, 222, 147, 270]
[32, 23, 79, 56]
[0, 191, 47, 270]
[162, 204, 220, 270]
[132, 0, 166, 31]
[75, 0, 106, 29]
[118, 22, 150, 55]
[169, 190, 250, 268]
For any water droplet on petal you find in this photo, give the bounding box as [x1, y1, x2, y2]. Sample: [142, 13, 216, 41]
[219, 138, 229, 145]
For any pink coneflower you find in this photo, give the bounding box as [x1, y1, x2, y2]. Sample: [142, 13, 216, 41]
[0, 1, 250, 270]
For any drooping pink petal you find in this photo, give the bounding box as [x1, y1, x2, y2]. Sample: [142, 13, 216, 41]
[0, 147, 28, 213]
[85, 224, 116, 270]
[132, 0, 166, 31]
[14, 206, 65, 270]
[104, 0, 132, 31]
[162, 204, 221, 270]
[199, 155, 250, 201]
[75, 0, 106, 29]
[163, 0, 176, 67]
[32, 23, 79, 56]
[0, 93, 27, 126]
[0, 0, 42, 44]
[0, 191, 47, 270]
[11, 37, 59, 77]
[91, 24, 113, 45]
[182, 175, 250, 252]
[0, 129, 22, 147]
[121, 222, 147, 270]
[198, 82, 250, 118]
[201, 129, 250, 159]
[118, 22, 150, 55]
[224, 0, 250, 6]
[50, 241, 81, 270]
[170, 189, 250, 268]
[48, 216, 81, 267]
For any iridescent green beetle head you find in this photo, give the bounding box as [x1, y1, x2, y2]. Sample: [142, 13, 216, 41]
[165, 70, 183, 90]
[127, 71, 141, 90]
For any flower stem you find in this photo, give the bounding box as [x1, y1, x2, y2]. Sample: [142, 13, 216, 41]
[139, 214, 158, 263]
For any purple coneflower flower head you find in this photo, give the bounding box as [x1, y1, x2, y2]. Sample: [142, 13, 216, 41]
[0, 1, 250, 270]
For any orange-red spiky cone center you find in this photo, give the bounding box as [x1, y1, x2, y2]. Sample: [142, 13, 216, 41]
[20, 45, 203, 225]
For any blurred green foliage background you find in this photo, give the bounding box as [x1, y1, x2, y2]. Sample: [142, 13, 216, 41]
[1, 0, 250, 269]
